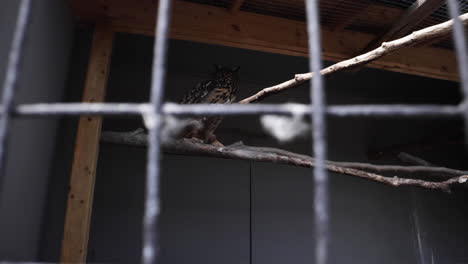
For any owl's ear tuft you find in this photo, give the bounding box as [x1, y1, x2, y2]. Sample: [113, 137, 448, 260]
[232, 66, 240, 72]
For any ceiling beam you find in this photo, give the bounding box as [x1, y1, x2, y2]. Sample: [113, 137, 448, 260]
[363, 0, 446, 51]
[71, 0, 459, 81]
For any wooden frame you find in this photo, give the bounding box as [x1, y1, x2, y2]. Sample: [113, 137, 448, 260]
[61, 22, 114, 263]
[71, 0, 460, 81]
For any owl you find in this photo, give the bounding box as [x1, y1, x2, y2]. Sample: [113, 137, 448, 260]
[179, 65, 240, 145]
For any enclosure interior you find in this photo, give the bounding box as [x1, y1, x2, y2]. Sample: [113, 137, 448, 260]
[1, 0, 468, 263]
[41, 28, 468, 264]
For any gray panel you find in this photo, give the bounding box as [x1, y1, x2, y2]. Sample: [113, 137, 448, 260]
[159, 155, 250, 264]
[412, 188, 468, 264]
[328, 173, 417, 264]
[87, 146, 250, 264]
[86, 144, 147, 263]
[252, 163, 314, 264]
[252, 163, 418, 264]
[0, 0, 72, 261]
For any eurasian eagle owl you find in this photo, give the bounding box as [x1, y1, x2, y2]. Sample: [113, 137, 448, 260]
[179, 65, 240, 145]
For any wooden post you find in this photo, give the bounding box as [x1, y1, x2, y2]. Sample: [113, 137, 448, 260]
[61, 22, 114, 263]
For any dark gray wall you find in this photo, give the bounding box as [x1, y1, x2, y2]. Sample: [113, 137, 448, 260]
[41, 30, 468, 264]
[0, 0, 73, 261]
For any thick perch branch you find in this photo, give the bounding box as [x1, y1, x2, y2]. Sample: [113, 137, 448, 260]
[101, 130, 468, 191]
[239, 13, 468, 104]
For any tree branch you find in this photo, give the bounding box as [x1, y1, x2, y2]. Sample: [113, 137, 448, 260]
[239, 12, 468, 104]
[101, 130, 468, 191]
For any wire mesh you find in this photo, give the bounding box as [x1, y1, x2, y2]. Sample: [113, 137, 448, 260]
[180, 0, 468, 48]
[0, 0, 467, 264]
[414, 0, 468, 48]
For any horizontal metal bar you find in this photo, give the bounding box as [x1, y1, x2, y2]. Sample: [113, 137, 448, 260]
[327, 104, 463, 117]
[12, 102, 463, 117]
[15, 103, 150, 116]
[163, 103, 312, 116]
[164, 103, 463, 117]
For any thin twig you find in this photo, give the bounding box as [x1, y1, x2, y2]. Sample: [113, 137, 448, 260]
[239, 13, 468, 104]
[101, 130, 468, 191]
[233, 145, 468, 176]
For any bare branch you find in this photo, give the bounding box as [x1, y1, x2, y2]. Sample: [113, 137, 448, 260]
[239, 13, 468, 104]
[225, 143, 468, 176]
[101, 130, 468, 191]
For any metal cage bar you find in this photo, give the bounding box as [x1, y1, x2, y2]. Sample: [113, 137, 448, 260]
[305, 1, 328, 264]
[143, 0, 173, 263]
[0, 0, 31, 196]
[14, 102, 464, 117]
[447, 0, 468, 137]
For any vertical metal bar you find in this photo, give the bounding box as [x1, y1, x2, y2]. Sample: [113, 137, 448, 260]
[249, 161, 253, 264]
[447, 0, 468, 91]
[142, 0, 172, 263]
[446, 0, 468, 136]
[305, 1, 328, 264]
[0, 0, 32, 196]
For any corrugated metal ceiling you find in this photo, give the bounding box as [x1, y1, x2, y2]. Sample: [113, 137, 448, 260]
[181, 0, 468, 49]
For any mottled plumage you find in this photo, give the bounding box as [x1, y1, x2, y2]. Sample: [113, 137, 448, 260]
[179, 65, 240, 144]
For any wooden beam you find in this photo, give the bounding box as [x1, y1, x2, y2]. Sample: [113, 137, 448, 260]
[71, 0, 459, 81]
[61, 22, 114, 263]
[229, 0, 245, 14]
[363, 0, 446, 51]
